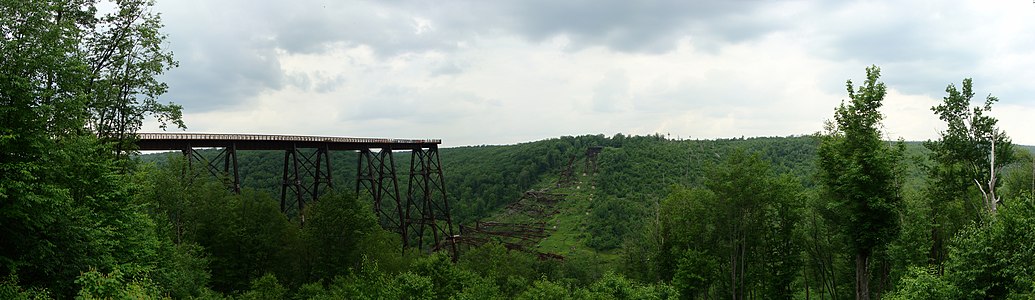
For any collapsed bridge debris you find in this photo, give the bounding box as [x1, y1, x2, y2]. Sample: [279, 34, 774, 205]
[456, 189, 565, 260]
[452, 146, 604, 260]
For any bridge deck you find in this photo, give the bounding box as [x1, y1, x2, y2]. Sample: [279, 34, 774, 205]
[135, 133, 440, 151]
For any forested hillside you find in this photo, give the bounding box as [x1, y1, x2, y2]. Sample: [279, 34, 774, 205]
[141, 134, 823, 223]
[128, 130, 1031, 299]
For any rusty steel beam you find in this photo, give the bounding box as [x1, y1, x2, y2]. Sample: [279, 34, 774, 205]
[454, 225, 563, 261]
[457, 186, 568, 261]
[557, 155, 577, 187]
[585, 146, 603, 174]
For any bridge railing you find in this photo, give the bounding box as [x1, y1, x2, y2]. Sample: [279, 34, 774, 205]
[136, 132, 441, 145]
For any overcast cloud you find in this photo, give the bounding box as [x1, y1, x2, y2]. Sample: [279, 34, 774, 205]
[150, 0, 1035, 146]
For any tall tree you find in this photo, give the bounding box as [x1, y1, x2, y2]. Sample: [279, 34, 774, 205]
[82, 0, 183, 156]
[923, 78, 1012, 273]
[1, 1, 103, 292]
[0, 0, 182, 295]
[926, 78, 1012, 216]
[817, 66, 903, 300]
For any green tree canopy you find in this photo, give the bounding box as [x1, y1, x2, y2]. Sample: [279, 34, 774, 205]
[817, 65, 903, 300]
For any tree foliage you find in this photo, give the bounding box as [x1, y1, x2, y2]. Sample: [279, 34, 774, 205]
[1, 1, 182, 295]
[653, 149, 802, 299]
[926, 78, 1012, 216]
[943, 197, 1035, 299]
[300, 192, 390, 282]
[586, 195, 646, 251]
[922, 78, 1014, 276]
[82, 0, 183, 153]
[817, 65, 903, 300]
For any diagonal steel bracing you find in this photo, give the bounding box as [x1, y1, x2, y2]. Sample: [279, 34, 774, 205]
[139, 133, 456, 259]
[354, 146, 457, 258]
[280, 145, 333, 224]
[181, 143, 241, 194]
[407, 146, 458, 258]
[356, 148, 405, 238]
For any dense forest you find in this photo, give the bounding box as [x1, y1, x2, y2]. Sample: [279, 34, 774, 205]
[5, 1, 1035, 299]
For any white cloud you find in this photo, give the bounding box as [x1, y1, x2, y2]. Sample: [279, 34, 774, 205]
[881, 89, 942, 142]
[993, 104, 1035, 147]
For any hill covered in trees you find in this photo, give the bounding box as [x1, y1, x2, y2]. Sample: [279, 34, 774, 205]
[117, 130, 1035, 299]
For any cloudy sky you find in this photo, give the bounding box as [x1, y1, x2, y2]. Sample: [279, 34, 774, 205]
[147, 0, 1035, 146]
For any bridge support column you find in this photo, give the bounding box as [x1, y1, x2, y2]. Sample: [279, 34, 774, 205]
[280, 145, 333, 224]
[181, 143, 241, 194]
[356, 148, 406, 241]
[407, 145, 458, 260]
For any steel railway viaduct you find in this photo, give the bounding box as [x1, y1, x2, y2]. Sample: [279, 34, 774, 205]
[135, 132, 456, 255]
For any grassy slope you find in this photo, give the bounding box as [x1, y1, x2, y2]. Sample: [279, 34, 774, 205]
[537, 169, 617, 261]
[470, 154, 615, 262]
[468, 136, 943, 263]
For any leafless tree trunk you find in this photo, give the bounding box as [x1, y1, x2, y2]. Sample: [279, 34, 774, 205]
[975, 137, 1002, 215]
